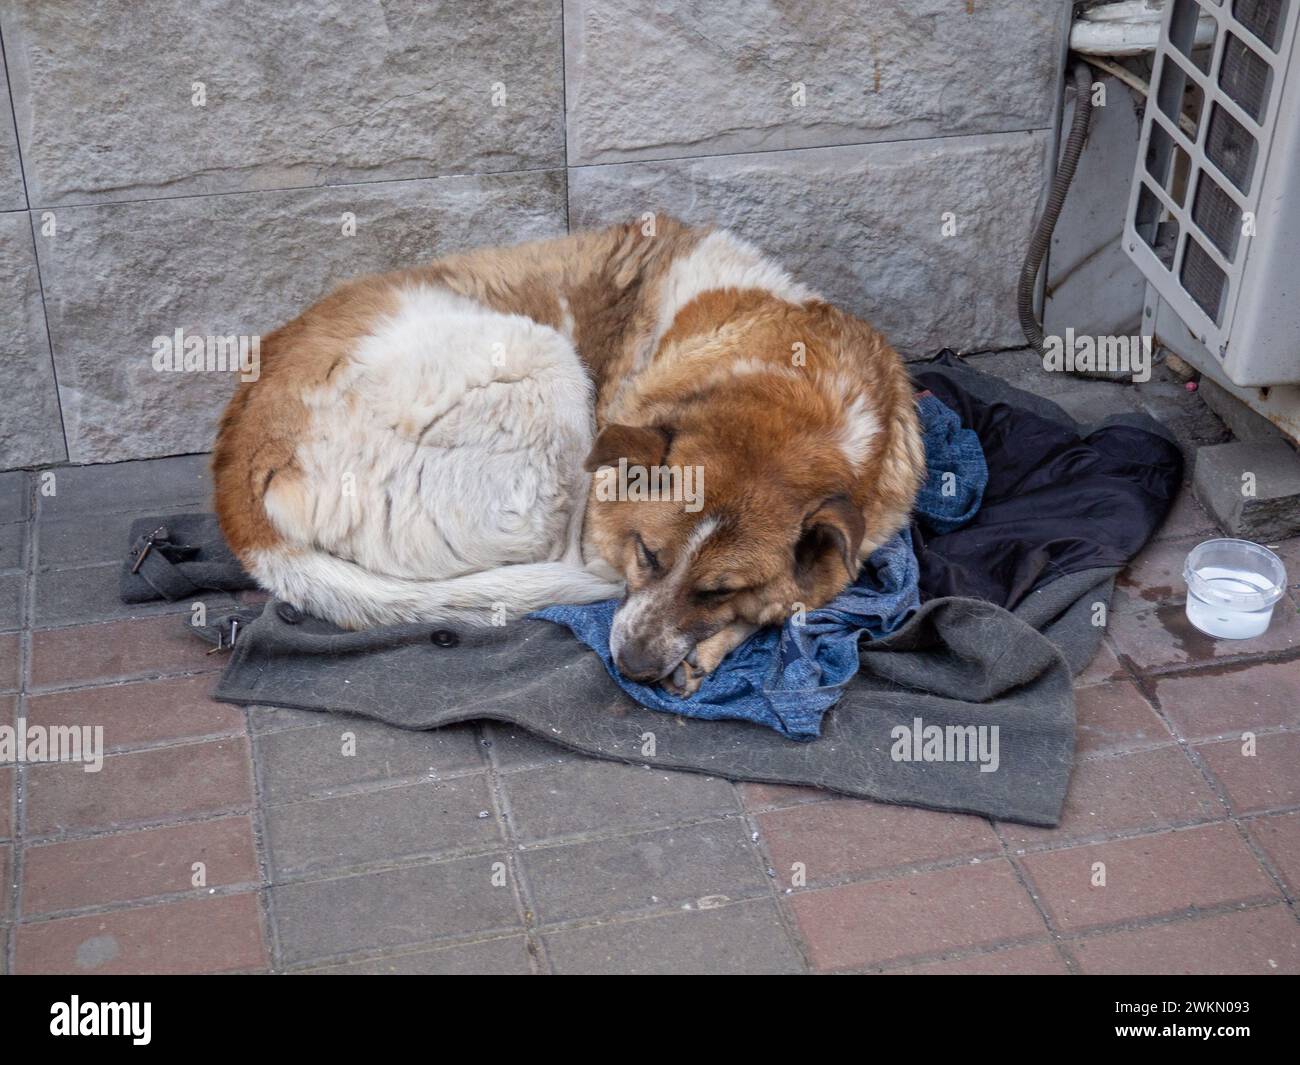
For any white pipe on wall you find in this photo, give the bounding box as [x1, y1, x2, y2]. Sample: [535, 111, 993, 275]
[1070, 0, 1217, 56]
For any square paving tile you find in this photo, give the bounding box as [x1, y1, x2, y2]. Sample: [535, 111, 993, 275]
[0, 470, 31, 525]
[270, 853, 519, 965]
[0, 633, 20, 692]
[1113, 537, 1201, 614]
[1020, 823, 1279, 933]
[1074, 680, 1172, 756]
[890, 942, 1068, 975]
[302, 935, 533, 974]
[999, 746, 1221, 848]
[22, 815, 259, 915]
[0, 572, 22, 632]
[264, 775, 500, 878]
[24, 736, 254, 836]
[1109, 600, 1300, 672]
[30, 614, 224, 689]
[788, 859, 1045, 972]
[254, 718, 482, 803]
[1154, 661, 1300, 740]
[522, 820, 767, 925]
[26, 673, 244, 752]
[15, 892, 267, 974]
[1246, 810, 1300, 899]
[544, 899, 803, 975]
[1066, 904, 1300, 974]
[503, 759, 737, 843]
[0, 523, 25, 571]
[35, 455, 212, 520]
[757, 799, 999, 885]
[1196, 732, 1300, 813]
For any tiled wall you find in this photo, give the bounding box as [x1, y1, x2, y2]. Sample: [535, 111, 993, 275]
[0, 1, 1070, 470]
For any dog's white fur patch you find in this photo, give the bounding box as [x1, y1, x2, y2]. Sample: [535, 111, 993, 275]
[837, 393, 880, 470]
[647, 230, 816, 366]
[255, 284, 620, 628]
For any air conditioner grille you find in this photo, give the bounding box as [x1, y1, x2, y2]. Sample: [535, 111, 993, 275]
[1220, 31, 1273, 117]
[1205, 101, 1259, 191]
[1192, 170, 1243, 259]
[1181, 238, 1229, 324]
[1235, 0, 1289, 50]
[1124, 0, 1298, 381]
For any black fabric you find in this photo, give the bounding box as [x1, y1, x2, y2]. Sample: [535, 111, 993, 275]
[119, 354, 1182, 826]
[912, 352, 1183, 609]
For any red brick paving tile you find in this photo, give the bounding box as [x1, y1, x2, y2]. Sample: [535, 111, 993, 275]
[25, 737, 253, 836]
[1114, 537, 1199, 614]
[789, 859, 1045, 971]
[1076, 640, 1126, 686]
[1068, 905, 1300, 974]
[738, 782, 831, 811]
[0, 765, 12, 840]
[1154, 661, 1300, 740]
[1197, 732, 1300, 813]
[15, 892, 267, 974]
[1247, 811, 1300, 897]
[1075, 681, 1172, 756]
[0, 632, 18, 692]
[23, 815, 259, 915]
[891, 942, 1069, 975]
[1108, 601, 1299, 672]
[1021, 823, 1279, 933]
[26, 674, 244, 752]
[1000, 746, 1220, 848]
[759, 799, 999, 884]
[30, 615, 223, 690]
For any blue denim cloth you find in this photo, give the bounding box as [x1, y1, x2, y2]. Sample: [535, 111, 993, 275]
[533, 393, 986, 740]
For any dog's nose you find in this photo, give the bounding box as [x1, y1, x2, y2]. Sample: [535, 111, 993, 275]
[615, 644, 668, 683]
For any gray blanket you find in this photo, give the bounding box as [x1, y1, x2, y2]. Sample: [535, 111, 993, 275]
[152, 359, 1180, 828]
[205, 566, 1108, 826]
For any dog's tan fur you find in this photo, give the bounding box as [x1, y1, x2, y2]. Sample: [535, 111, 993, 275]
[213, 218, 924, 692]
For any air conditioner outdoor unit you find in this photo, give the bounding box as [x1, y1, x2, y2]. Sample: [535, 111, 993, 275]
[1124, 0, 1299, 388]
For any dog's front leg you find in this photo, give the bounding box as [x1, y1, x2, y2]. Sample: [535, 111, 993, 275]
[662, 620, 760, 699]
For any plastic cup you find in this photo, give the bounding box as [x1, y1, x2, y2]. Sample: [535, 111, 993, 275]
[1182, 538, 1287, 640]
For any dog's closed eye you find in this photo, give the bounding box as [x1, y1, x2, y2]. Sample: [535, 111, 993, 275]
[692, 585, 741, 604]
[633, 534, 662, 572]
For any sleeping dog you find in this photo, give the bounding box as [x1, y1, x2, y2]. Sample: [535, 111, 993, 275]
[213, 218, 924, 695]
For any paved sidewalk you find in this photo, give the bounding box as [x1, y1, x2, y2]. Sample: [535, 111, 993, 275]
[2, 363, 1299, 974]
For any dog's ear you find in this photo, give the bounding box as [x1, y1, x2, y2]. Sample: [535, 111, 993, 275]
[795, 494, 865, 586]
[584, 424, 673, 472]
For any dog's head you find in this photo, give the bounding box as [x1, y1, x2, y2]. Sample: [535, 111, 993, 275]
[584, 412, 868, 684]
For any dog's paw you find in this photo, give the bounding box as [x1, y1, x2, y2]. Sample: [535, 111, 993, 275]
[662, 653, 706, 699]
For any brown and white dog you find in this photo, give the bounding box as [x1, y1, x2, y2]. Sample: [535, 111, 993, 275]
[213, 218, 924, 695]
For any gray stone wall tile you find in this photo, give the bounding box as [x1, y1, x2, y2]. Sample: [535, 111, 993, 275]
[1, 0, 564, 206]
[34, 169, 567, 464]
[0, 49, 26, 210]
[569, 131, 1051, 356]
[0, 211, 65, 467]
[565, 0, 1069, 165]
